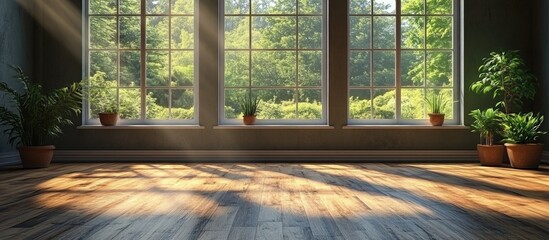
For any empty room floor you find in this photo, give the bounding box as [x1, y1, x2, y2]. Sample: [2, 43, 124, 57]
[0, 163, 548, 239]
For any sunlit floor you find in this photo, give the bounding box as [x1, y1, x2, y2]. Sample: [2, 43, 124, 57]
[0, 163, 548, 239]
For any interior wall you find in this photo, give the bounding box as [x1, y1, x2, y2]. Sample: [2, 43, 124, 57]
[32, 0, 536, 152]
[0, 1, 34, 160]
[533, 0, 549, 150]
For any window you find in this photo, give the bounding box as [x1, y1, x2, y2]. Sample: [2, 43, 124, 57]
[221, 0, 326, 124]
[85, 0, 197, 124]
[348, 0, 458, 124]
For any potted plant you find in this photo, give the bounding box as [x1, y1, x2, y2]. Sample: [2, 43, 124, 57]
[425, 94, 448, 126]
[0, 66, 81, 168]
[240, 94, 260, 125]
[500, 112, 547, 169]
[471, 50, 537, 114]
[82, 72, 118, 126]
[469, 108, 504, 166]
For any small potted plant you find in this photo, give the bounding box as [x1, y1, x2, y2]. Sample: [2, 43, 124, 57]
[425, 94, 448, 126]
[469, 108, 504, 166]
[0, 66, 82, 168]
[240, 94, 260, 125]
[82, 72, 119, 126]
[500, 112, 547, 169]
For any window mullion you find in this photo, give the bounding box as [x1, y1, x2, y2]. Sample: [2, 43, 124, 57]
[140, 0, 147, 120]
[395, 0, 402, 121]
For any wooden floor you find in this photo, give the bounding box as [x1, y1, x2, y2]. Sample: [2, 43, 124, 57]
[0, 163, 548, 240]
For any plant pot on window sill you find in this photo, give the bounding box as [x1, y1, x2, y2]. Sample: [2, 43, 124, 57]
[243, 115, 256, 125]
[428, 113, 445, 126]
[99, 112, 119, 126]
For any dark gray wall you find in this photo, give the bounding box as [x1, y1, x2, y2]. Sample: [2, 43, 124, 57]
[533, 0, 549, 150]
[0, 1, 34, 158]
[30, 0, 539, 152]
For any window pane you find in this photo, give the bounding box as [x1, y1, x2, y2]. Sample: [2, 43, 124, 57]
[172, 17, 194, 49]
[251, 51, 296, 87]
[171, 89, 194, 119]
[146, 89, 170, 119]
[426, 16, 452, 49]
[147, 0, 169, 14]
[255, 89, 297, 119]
[120, 51, 141, 87]
[119, 88, 141, 119]
[426, 88, 453, 117]
[90, 17, 117, 49]
[171, 51, 194, 86]
[298, 89, 322, 120]
[373, 0, 396, 14]
[252, 16, 296, 49]
[120, 17, 141, 49]
[373, 51, 395, 87]
[298, 16, 322, 49]
[171, 0, 194, 14]
[120, 0, 140, 14]
[350, 0, 371, 14]
[299, 0, 322, 14]
[401, 16, 424, 49]
[349, 51, 371, 87]
[401, 51, 424, 86]
[90, 0, 116, 14]
[90, 51, 118, 81]
[402, 0, 424, 14]
[252, 0, 296, 14]
[146, 51, 169, 86]
[349, 89, 372, 119]
[427, 0, 452, 14]
[298, 51, 322, 87]
[373, 16, 395, 49]
[225, 16, 249, 49]
[225, 51, 250, 87]
[225, 88, 248, 119]
[401, 88, 426, 119]
[225, 0, 250, 14]
[350, 16, 371, 49]
[426, 51, 452, 86]
[373, 89, 395, 119]
[147, 16, 169, 49]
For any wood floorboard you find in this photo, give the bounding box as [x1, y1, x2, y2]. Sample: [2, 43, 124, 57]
[0, 163, 548, 239]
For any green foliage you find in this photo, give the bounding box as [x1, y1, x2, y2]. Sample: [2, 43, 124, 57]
[82, 72, 118, 114]
[500, 112, 547, 144]
[0, 66, 82, 146]
[425, 93, 448, 114]
[469, 108, 502, 145]
[240, 95, 260, 116]
[471, 50, 537, 114]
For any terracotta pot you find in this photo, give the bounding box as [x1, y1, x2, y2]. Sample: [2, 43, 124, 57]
[243, 115, 256, 125]
[17, 145, 55, 168]
[99, 112, 118, 126]
[428, 113, 445, 126]
[504, 143, 544, 169]
[477, 144, 504, 166]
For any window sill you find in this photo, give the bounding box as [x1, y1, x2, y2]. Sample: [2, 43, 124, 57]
[342, 125, 469, 130]
[78, 125, 205, 130]
[213, 125, 335, 130]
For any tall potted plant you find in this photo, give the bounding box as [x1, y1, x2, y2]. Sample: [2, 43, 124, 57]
[425, 94, 448, 126]
[0, 66, 82, 168]
[500, 113, 547, 169]
[240, 94, 260, 125]
[469, 108, 504, 166]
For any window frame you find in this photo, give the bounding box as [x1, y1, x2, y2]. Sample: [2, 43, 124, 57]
[218, 0, 328, 125]
[82, 0, 200, 125]
[347, 0, 461, 125]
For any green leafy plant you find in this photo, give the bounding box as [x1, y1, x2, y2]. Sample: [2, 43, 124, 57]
[81, 72, 118, 114]
[500, 112, 547, 144]
[471, 50, 537, 114]
[240, 94, 260, 117]
[0, 66, 82, 146]
[469, 108, 502, 146]
[425, 94, 448, 114]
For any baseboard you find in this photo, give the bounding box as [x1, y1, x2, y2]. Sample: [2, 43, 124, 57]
[53, 150, 479, 163]
[0, 151, 20, 166]
[543, 151, 549, 164]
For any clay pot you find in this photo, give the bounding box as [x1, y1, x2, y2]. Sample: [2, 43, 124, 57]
[99, 112, 118, 126]
[243, 115, 256, 125]
[428, 113, 445, 126]
[17, 145, 55, 168]
[477, 144, 504, 166]
[504, 143, 544, 169]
